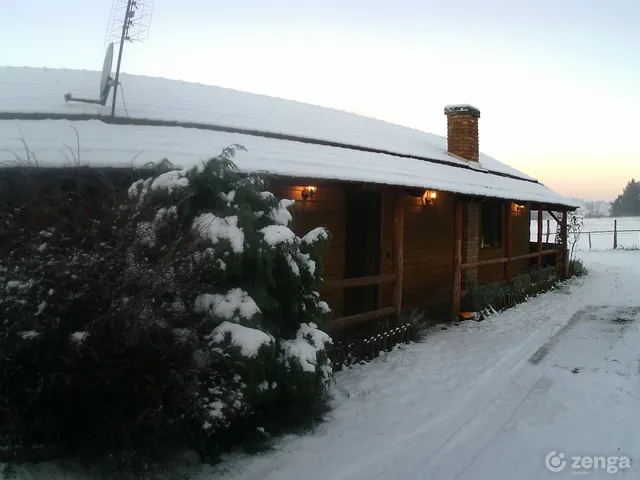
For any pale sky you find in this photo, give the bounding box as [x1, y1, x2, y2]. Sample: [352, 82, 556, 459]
[2, 0, 639, 200]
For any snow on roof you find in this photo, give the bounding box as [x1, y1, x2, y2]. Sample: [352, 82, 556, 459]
[0, 67, 531, 177]
[0, 66, 577, 207]
[0, 119, 575, 207]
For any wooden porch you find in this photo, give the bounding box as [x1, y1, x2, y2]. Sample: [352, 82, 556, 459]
[273, 180, 572, 333]
[452, 203, 569, 321]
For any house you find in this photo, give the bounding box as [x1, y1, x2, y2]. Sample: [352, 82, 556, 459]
[0, 67, 578, 332]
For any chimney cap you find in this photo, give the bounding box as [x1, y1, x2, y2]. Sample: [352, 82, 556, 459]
[444, 104, 481, 118]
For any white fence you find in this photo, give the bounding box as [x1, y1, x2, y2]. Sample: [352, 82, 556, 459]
[530, 217, 640, 251]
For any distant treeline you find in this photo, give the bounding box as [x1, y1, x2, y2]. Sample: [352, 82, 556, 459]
[611, 179, 640, 217]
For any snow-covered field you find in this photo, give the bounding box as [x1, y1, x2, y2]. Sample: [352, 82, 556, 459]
[532, 216, 640, 251]
[4, 249, 640, 480]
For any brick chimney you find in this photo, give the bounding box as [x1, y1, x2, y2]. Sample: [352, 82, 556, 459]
[444, 104, 481, 164]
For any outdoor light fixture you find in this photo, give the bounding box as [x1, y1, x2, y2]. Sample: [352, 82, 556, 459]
[301, 186, 317, 201]
[512, 203, 525, 213]
[422, 189, 438, 205]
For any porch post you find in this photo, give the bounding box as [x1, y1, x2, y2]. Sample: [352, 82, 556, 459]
[452, 198, 463, 321]
[392, 191, 404, 323]
[504, 202, 513, 283]
[546, 219, 551, 243]
[562, 209, 569, 278]
[536, 207, 543, 269]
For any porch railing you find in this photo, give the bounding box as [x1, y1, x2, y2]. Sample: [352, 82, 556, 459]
[459, 249, 560, 298]
[325, 274, 398, 330]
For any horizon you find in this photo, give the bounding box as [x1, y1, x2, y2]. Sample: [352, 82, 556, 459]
[2, 0, 639, 201]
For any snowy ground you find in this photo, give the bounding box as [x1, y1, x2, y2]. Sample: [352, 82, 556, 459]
[4, 249, 640, 479]
[205, 249, 640, 480]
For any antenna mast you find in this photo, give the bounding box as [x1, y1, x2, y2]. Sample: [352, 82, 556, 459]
[105, 0, 155, 117]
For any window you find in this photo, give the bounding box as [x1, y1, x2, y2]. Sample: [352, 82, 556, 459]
[481, 202, 503, 248]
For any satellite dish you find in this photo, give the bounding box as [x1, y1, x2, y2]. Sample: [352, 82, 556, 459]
[63, 43, 115, 106]
[100, 43, 114, 103]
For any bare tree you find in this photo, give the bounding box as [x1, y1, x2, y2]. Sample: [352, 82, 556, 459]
[567, 214, 584, 262]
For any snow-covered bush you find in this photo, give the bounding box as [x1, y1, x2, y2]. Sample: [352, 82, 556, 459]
[0, 146, 332, 468]
[568, 259, 588, 277]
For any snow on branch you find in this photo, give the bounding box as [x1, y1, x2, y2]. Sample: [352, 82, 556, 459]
[302, 227, 329, 245]
[207, 321, 274, 358]
[194, 288, 260, 321]
[259, 225, 296, 245]
[280, 322, 332, 374]
[192, 214, 245, 253]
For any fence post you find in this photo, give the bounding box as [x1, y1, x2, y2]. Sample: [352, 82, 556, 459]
[588, 232, 592, 251]
[546, 219, 551, 243]
[613, 219, 618, 249]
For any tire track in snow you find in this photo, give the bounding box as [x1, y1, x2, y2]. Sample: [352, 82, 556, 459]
[368, 304, 636, 479]
[528, 307, 593, 364]
[413, 328, 569, 480]
[353, 301, 578, 480]
[447, 303, 640, 480]
[450, 356, 560, 480]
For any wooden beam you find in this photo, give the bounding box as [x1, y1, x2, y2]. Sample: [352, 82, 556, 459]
[329, 306, 396, 330]
[392, 191, 404, 323]
[327, 273, 397, 289]
[461, 249, 559, 271]
[547, 210, 561, 224]
[504, 203, 513, 283]
[537, 208, 543, 270]
[462, 257, 508, 270]
[510, 250, 559, 262]
[562, 210, 569, 278]
[452, 199, 463, 321]
[511, 252, 542, 262]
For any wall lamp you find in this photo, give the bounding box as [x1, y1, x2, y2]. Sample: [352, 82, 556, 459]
[422, 189, 438, 205]
[301, 186, 317, 201]
[512, 202, 525, 214]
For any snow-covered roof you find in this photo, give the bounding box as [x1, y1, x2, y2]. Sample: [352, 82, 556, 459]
[0, 67, 577, 208]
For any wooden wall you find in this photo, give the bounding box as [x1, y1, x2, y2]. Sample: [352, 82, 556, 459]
[477, 204, 531, 284]
[271, 181, 533, 322]
[401, 191, 455, 313]
[270, 183, 347, 317]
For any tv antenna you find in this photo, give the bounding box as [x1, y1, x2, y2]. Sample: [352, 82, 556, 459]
[62, 0, 155, 116]
[105, 0, 155, 117]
